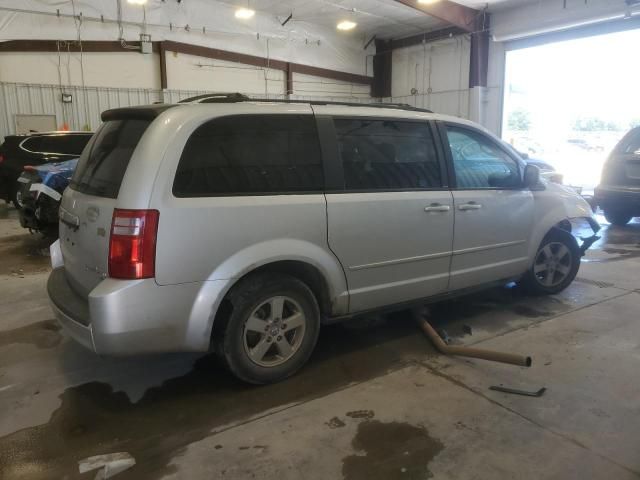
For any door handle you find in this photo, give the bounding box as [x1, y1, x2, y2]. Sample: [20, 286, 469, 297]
[458, 202, 482, 211]
[424, 203, 451, 213]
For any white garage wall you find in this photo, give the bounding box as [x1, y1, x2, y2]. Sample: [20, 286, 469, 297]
[165, 52, 284, 95]
[292, 73, 370, 99]
[387, 36, 471, 118]
[0, 80, 373, 142]
[0, 51, 161, 89]
[0, 0, 371, 75]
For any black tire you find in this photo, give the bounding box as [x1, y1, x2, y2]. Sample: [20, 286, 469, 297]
[520, 228, 581, 295]
[215, 273, 321, 384]
[604, 208, 632, 226]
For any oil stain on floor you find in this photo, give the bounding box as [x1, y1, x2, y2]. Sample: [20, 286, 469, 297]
[342, 420, 444, 480]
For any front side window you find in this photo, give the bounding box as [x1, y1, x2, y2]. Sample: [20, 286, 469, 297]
[173, 115, 323, 196]
[446, 126, 520, 189]
[335, 118, 441, 191]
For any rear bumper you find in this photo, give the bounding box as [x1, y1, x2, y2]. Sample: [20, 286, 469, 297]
[47, 266, 216, 355]
[594, 185, 640, 212]
[47, 267, 95, 351]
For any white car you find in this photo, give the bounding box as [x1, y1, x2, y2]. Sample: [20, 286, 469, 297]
[47, 95, 600, 384]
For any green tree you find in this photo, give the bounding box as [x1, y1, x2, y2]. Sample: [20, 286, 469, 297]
[507, 108, 531, 131]
[573, 117, 606, 132]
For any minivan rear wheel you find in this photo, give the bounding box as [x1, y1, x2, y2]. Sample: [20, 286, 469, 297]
[216, 273, 320, 384]
[603, 208, 632, 226]
[521, 228, 580, 295]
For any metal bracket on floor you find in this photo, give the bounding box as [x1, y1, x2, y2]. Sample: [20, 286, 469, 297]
[489, 385, 547, 397]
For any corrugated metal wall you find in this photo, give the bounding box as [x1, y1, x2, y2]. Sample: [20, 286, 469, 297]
[0, 81, 370, 141]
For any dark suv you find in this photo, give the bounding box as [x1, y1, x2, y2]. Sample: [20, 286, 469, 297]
[0, 131, 93, 207]
[595, 127, 640, 226]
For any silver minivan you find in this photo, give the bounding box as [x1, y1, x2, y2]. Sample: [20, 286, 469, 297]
[48, 96, 599, 383]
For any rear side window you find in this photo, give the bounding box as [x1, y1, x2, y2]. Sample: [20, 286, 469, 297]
[70, 119, 150, 198]
[334, 118, 441, 190]
[39, 135, 91, 156]
[173, 115, 323, 196]
[21, 136, 44, 152]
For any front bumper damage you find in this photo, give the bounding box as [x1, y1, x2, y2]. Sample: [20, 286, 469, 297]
[570, 217, 601, 256]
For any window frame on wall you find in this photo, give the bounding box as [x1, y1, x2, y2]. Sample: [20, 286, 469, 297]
[172, 114, 325, 198]
[436, 121, 524, 190]
[320, 116, 449, 193]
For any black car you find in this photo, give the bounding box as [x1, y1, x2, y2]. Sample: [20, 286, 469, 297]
[595, 127, 640, 226]
[0, 131, 92, 207]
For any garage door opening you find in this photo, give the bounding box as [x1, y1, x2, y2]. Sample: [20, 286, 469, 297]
[502, 28, 640, 194]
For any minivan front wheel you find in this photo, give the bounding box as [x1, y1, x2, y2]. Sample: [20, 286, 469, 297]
[217, 273, 320, 384]
[521, 229, 580, 295]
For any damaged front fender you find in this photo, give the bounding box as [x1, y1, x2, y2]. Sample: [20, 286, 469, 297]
[568, 216, 601, 256]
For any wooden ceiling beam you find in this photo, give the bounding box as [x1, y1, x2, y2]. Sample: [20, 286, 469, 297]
[393, 0, 481, 32]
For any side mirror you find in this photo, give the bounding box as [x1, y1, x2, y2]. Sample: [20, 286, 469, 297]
[523, 164, 540, 188]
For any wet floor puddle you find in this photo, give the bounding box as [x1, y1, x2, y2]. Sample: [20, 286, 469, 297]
[0, 320, 61, 349]
[0, 286, 569, 480]
[342, 418, 444, 480]
[0, 234, 53, 276]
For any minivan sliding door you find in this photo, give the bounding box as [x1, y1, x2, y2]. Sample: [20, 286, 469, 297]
[316, 109, 454, 313]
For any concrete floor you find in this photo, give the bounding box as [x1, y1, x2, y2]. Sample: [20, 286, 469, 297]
[0, 201, 638, 480]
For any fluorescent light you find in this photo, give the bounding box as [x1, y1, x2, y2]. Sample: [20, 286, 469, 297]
[418, 0, 440, 4]
[337, 20, 357, 31]
[235, 8, 256, 19]
[127, 0, 148, 5]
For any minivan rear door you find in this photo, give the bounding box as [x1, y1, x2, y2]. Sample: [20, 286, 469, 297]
[60, 119, 151, 297]
[318, 109, 454, 313]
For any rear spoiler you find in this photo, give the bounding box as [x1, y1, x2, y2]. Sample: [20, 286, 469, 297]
[101, 105, 176, 122]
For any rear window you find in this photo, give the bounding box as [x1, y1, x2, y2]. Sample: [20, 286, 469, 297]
[173, 114, 323, 196]
[70, 119, 150, 198]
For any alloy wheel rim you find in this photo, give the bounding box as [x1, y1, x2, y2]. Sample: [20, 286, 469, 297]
[533, 242, 572, 287]
[243, 295, 306, 367]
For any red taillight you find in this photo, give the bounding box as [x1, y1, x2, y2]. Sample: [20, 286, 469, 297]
[23, 165, 36, 171]
[108, 209, 159, 279]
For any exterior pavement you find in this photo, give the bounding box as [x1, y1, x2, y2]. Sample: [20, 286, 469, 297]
[0, 200, 638, 480]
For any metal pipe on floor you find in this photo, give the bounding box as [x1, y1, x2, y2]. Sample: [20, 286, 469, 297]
[414, 312, 532, 368]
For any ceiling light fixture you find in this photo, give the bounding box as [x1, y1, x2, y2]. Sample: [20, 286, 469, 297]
[417, 0, 440, 4]
[127, 0, 148, 5]
[235, 7, 255, 19]
[337, 20, 357, 31]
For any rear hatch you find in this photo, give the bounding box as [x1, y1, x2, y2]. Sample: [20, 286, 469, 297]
[60, 118, 152, 297]
[602, 127, 640, 187]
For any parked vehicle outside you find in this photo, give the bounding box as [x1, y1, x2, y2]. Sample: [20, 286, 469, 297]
[47, 97, 600, 384]
[18, 159, 78, 236]
[0, 131, 92, 207]
[595, 126, 640, 225]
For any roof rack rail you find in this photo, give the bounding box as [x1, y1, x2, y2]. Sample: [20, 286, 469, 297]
[177, 92, 433, 114]
[178, 93, 250, 103]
